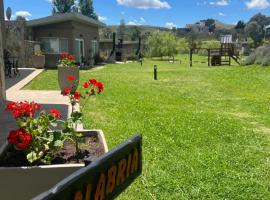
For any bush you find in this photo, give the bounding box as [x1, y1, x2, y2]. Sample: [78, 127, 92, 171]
[244, 45, 270, 66]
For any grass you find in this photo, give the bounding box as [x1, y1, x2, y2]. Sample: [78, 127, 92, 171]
[25, 55, 270, 199]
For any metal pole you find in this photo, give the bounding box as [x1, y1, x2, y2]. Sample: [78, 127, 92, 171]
[154, 65, 157, 80]
[190, 49, 193, 67]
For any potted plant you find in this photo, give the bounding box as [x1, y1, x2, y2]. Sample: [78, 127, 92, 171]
[0, 77, 107, 200]
[32, 50, 45, 69]
[58, 52, 79, 94]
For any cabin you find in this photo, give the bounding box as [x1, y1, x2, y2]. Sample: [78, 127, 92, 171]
[26, 13, 105, 67]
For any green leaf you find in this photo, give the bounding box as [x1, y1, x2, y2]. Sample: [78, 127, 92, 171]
[27, 151, 38, 163]
[54, 140, 64, 147]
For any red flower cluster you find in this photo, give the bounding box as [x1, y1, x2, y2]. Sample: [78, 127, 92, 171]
[60, 52, 68, 59]
[8, 129, 32, 150]
[83, 79, 104, 94]
[49, 109, 62, 118]
[5, 101, 40, 118]
[63, 87, 81, 100]
[60, 52, 75, 60]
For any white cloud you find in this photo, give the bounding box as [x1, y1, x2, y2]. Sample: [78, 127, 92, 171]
[127, 17, 146, 25]
[128, 21, 141, 25]
[46, 0, 53, 3]
[210, 0, 229, 6]
[246, 0, 270, 9]
[165, 22, 177, 29]
[15, 11, 32, 19]
[98, 16, 108, 21]
[219, 12, 226, 16]
[116, 0, 171, 9]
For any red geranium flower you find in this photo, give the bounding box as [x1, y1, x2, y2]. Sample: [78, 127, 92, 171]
[68, 55, 75, 60]
[67, 75, 75, 81]
[64, 87, 72, 95]
[8, 129, 32, 150]
[73, 92, 81, 100]
[96, 82, 104, 93]
[5, 101, 40, 118]
[83, 81, 90, 88]
[60, 52, 68, 59]
[89, 79, 97, 85]
[49, 109, 62, 118]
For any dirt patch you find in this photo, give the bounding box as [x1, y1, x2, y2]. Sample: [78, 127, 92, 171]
[0, 135, 104, 167]
[230, 112, 252, 119]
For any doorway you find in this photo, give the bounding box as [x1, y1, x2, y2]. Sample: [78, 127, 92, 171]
[75, 39, 85, 63]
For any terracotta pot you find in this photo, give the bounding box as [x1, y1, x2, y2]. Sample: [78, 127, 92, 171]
[58, 66, 79, 94]
[32, 55, 45, 69]
[0, 130, 108, 200]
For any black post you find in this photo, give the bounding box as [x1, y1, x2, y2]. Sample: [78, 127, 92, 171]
[190, 49, 193, 67]
[208, 49, 210, 66]
[154, 65, 157, 80]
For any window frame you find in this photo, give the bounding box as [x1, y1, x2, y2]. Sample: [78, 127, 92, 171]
[39, 37, 69, 54]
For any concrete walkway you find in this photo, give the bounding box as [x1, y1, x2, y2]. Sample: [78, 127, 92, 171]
[0, 68, 81, 146]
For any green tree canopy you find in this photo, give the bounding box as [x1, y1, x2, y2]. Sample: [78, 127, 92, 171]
[146, 32, 188, 58]
[52, 0, 74, 14]
[245, 21, 264, 46]
[79, 0, 98, 20]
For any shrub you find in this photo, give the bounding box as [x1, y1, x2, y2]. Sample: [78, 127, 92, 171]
[244, 45, 270, 66]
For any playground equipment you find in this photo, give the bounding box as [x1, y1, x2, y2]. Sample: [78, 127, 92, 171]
[189, 35, 241, 67]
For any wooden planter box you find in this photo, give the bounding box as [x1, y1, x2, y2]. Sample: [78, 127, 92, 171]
[32, 55, 45, 69]
[0, 130, 108, 200]
[58, 66, 79, 94]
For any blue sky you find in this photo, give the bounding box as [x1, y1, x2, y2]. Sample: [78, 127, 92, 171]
[3, 0, 270, 28]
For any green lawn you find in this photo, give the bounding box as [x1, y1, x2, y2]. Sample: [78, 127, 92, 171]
[25, 56, 270, 199]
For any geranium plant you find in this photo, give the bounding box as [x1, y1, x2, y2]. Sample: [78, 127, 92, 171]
[5, 101, 65, 163]
[62, 76, 104, 155]
[59, 52, 77, 67]
[4, 77, 104, 165]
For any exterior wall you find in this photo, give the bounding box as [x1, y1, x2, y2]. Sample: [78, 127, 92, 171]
[72, 21, 99, 65]
[32, 21, 99, 67]
[32, 21, 74, 68]
[0, 0, 6, 100]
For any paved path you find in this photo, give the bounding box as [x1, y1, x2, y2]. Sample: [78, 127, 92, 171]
[0, 68, 83, 146]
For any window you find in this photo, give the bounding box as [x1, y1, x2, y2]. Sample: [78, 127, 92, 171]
[91, 40, 99, 56]
[40, 38, 68, 54]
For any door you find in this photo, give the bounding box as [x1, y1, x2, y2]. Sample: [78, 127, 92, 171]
[75, 39, 85, 63]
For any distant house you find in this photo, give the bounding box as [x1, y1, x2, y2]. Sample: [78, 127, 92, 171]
[186, 20, 209, 33]
[26, 13, 105, 67]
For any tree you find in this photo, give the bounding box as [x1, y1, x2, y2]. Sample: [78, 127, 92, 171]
[245, 21, 264, 46]
[235, 20, 245, 30]
[79, 0, 98, 20]
[52, 0, 74, 14]
[117, 19, 125, 40]
[249, 13, 270, 28]
[129, 26, 141, 41]
[146, 31, 188, 59]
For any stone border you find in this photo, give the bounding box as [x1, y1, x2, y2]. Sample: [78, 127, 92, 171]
[6, 68, 44, 93]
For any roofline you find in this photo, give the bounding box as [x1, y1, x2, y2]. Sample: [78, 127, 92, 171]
[26, 13, 106, 28]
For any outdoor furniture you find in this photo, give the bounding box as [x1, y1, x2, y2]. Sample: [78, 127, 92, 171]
[4, 49, 20, 77]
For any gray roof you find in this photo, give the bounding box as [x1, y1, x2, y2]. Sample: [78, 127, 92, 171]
[26, 13, 105, 28]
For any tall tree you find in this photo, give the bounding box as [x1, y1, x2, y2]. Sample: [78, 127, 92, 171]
[52, 0, 74, 14]
[245, 21, 264, 46]
[79, 0, 98, 20]
[235, 20, 245, 30]
[117, 19, 126, 40]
